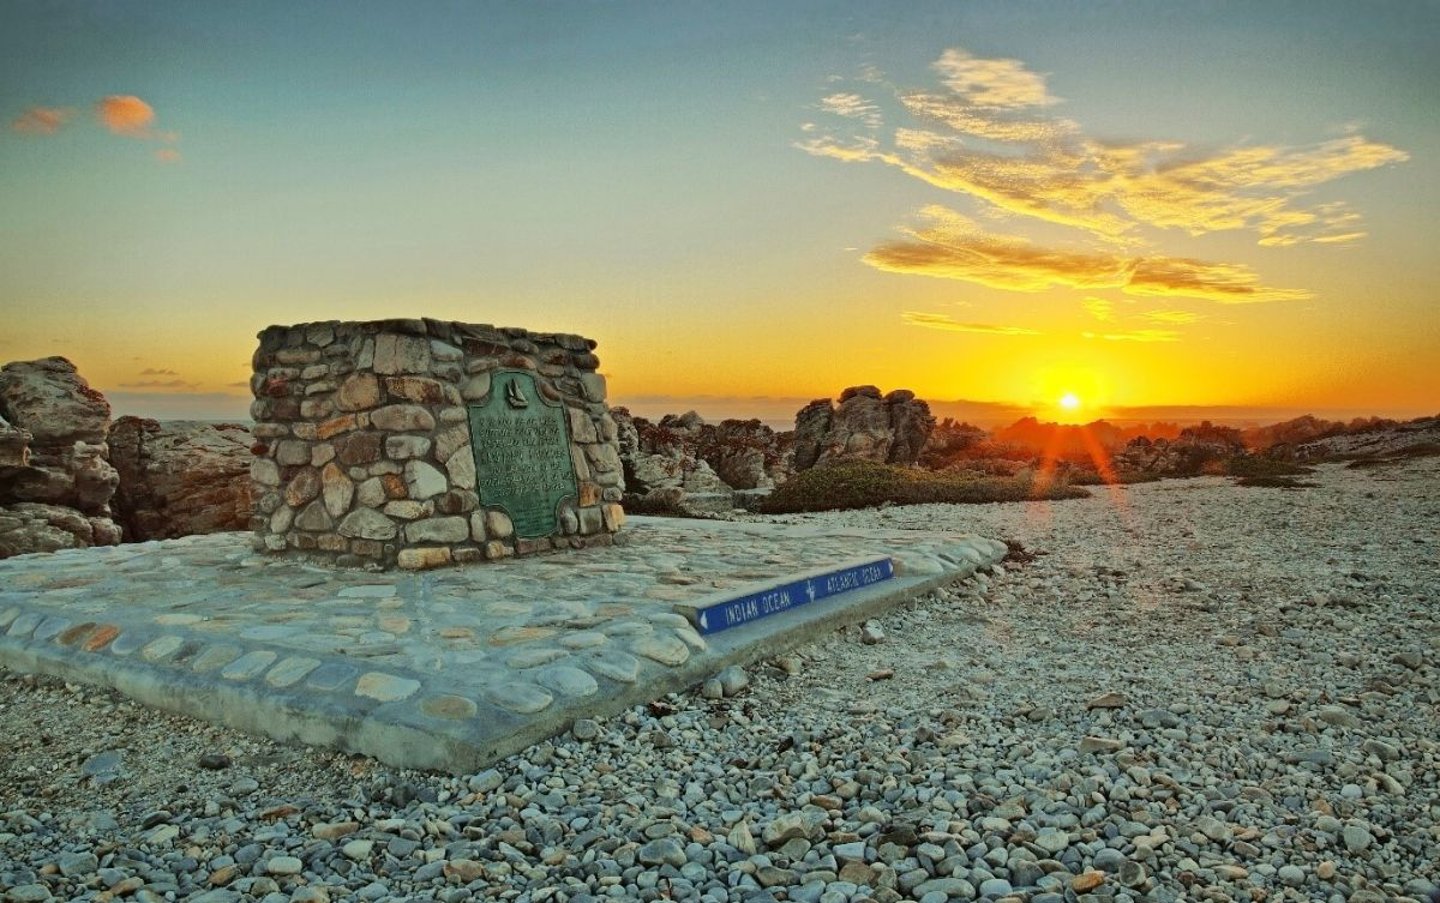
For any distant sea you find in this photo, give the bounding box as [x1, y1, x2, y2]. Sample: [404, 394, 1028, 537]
[107, 391, 1433, 434]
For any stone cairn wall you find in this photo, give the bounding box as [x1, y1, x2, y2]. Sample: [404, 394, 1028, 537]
[250, 318, 624, 569]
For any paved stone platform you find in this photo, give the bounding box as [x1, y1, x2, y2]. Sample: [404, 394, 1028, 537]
[0, 517, 1005, 773]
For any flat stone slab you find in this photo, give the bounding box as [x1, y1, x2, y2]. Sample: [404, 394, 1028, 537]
[0, 517, 1005, 772]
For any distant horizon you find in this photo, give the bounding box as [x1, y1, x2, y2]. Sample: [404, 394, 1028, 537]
[96, 383, 1436, 434]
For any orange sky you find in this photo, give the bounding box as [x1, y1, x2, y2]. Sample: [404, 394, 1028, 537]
[1, 4, 1436, 426]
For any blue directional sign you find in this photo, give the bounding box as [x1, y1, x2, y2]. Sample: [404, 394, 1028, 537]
[682, 556, 895, 635]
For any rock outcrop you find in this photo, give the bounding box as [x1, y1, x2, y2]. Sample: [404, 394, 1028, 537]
[0, 357, 122, 556]
[1115, 422, 1247, 476]
[613, 409, 791, 515]
[1288, 416, 1440, 462]
[109, 417, 254, 541]
[792, 386, 935, 471]
[918, 418, 990, 470]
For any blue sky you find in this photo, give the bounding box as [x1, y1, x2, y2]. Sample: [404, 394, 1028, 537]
[2, 2, 1435, 424]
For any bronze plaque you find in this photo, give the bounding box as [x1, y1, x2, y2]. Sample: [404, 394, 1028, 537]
[467, 371, 578, 539]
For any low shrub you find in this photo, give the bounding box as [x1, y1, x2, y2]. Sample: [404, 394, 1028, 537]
[1234, 475, 1318, 489]
[759, 460, 1090, 514]
[1226, 457, 1315, 478]
[1068, 468, 1162, 486]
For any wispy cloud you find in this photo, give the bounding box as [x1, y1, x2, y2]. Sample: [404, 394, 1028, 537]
[13, 94, 180, 163]
[120, 378, 199, 389]
[931, 48, 1058, 109]
[1143, 309, 1204, 325]
[800, 45, 1409, 292]
[1082, 329, 1181, 343]
[901, 311, 1040, 336]
[807, 52, 1407, 246]
[10, 106, 73, 135]
[820, 92, 882, 128]
[139, 367, 178, 376]
[1082, 297, 1113, 322]
[96, 95, 158, 137]
[866, 207, 1310, 303]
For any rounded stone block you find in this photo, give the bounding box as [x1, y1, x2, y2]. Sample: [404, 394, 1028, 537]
[383, 376, 446, 404]
[192, 644, 243, 673]
[485, 510, 514, 540]
[586, 650, 641, 683]
[221, 650, 278, 681]
[405, 460, 448, 500]
[265, 656, 321, 688]
[372, 333, 431, 375]
[405, 516, 469, 544]
[355, 671, 421, 702]
[322, 463, 355, 517]
[385, 435, 432, 460]
[274, 441, 310, 466]
[397, 546, 452, 569]
[631, 633, 690, 666]
[445, 449, 476, 490]
[140, 635, 185, 662]
[460, 372, 492, 401]
[538, 666, 599, 697]
[421, 695, 478, 720]
[371, 405, 436, 432]
[338, 508, 398, 541]
[483, 681, 553, 714]
[335, 373, 381, 412]
[294, 501, 334, 532]
[283, 468, 321, 507]
[251, 459, 280, 487]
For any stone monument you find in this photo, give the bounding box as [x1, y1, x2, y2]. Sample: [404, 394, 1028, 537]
[249, 318, 624, 569]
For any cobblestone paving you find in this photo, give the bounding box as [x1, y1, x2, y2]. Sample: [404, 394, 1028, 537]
[0, 517, 1003, 770]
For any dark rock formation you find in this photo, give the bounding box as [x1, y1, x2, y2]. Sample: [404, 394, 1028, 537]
[1115, 422, 1247, 476]
[918, 418, 990, 470]
[612, 408, 792, 515]
[109, 417, 255, 541]
[0, 413, 29, 469]
[0, 357, 122, 556]
[693, 418, 791, 490]
[615, 408, 729, 498]
[1290, 415, 1440, 462]
[791, 386, 935, 471]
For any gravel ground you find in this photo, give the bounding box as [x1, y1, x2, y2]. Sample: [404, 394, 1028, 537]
[2, 458, 1437, 903]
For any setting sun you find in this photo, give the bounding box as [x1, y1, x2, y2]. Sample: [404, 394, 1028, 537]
[1059, 392, 1081, 412]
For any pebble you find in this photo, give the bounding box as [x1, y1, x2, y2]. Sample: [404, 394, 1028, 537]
[265, 856, 303, 875]
[1, 460, 1437, 903]
[571, 717, 600, 740]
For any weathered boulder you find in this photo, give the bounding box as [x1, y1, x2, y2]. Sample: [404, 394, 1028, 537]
[792, 386, 936, 471]
[0, 413, 29, 469]
[612, 409, 792, 516]
[0, 357, 121, 557]
[0, 502, 121, 557]
[918, 418, 989, 470]
[615, 408, 729, 497]
[0, 356, 111, 446]
[109, 417, 255, 541]
[694, 419, 792, 490]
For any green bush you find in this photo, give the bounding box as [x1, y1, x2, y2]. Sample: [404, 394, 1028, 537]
[1234, 475, 1318, 489]
[1226, 457, 1315, 478]
[759, 460, 1090, 514]
[1068, 468, 1161, 486]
